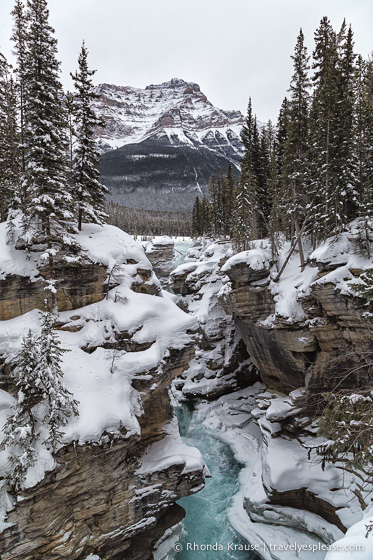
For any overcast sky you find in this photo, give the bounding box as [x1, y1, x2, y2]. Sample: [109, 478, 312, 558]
[0, 0, 372, 122]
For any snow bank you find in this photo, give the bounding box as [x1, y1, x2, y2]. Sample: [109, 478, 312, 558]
[137, 417, 205, 476]
[152, 236, 174, 247]
[222, 246, 271, 273]
[221, 222, 372, 324]
[325, 507, 373, 559]
[0, 218, 39, 280]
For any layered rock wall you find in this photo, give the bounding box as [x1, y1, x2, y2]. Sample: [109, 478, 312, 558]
[219, 260, 372, 395]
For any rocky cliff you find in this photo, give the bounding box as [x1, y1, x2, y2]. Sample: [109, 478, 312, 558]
[95, 78, 244, 211]
[142, 236, 176, 287]
[0, 222, 206, 560]
[170, 240, 259, 401]
[170, 228, 372, 559]
[218, 237, 372, 397]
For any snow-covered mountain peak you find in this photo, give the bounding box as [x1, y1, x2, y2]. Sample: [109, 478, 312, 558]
[96, 78, 245, 211]
[93, 78, 244, 153]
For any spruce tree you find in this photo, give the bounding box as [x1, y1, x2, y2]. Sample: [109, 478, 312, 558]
[200, 195, 211, 236]
[0, 53, 20, 223]
[1, 313, 79, 489]
[11, 0, 27, 180]
[209, 174, 225, 236]
[35, 308, 78, 449]
[335, 23, 358, 222]
[0, 330, 39, 490]
[224, 163, 235, 236]
[354, 54, 373, 255]
[283, 29, 311, 266]
[241, 98, 254, 150]
[21, 0, 76, 251]
[265, 121, 281, 259]
[309, 17, 340, 239]
[251, 118, 269, 238]
[71, 41, 107, 230]
[192, 195, 201, 236]
[232, 151, 256, 250]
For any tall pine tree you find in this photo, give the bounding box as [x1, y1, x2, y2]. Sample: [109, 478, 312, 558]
[0, 53, 20, 223]
[71, 42, 107, 230]
[283, 28, 311, 266]
[21, 0, 76, 250]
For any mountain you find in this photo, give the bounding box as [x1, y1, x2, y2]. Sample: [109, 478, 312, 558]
[94, 78, 245, 211]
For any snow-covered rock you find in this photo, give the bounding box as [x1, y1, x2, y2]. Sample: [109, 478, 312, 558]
[0, 223, 206, 560]
[218, 224, 373, 395]
[171, 239, 259, 401]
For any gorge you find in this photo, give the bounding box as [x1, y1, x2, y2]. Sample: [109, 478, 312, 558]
[0, 224, 372, 560]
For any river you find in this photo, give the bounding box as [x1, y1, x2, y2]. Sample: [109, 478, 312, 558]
[155, 240, 259, 560]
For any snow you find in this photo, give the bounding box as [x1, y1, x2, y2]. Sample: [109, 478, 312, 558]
[221, 222, 372, 325]
[137, 417, 206, 476]
[0, 218, 39, 280]
[222, 246, 271, 273]
[0, 223, 198, 506]
[76, 223, 152, 271]
[170, 262, 198, 276]
[325, 507, 373, 559]
[152, 236, 174, 247]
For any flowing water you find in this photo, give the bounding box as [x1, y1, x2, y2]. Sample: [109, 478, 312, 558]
[160, 241, 259, 560]
[171, 403, 259, 560]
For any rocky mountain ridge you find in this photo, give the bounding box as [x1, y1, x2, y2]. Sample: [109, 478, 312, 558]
[94, 78, 244, 154]
[94, 79, 244, 212]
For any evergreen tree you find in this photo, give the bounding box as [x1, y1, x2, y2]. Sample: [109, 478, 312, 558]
[35, 308, 78, 449]
[192, 195, 201, 236]
[355, 54, 373, 255]
[223, 163, 235, 236]
[309, 17, 340, 239]
[209, 174, 225, 236]
[232, 151, 256, 250]
[0, 330, 39, 490]
[1, 313, 79, 489]
[241, 98, 254, 150]
[11, 0, 27, 180]
[21, 0, 76, 250]
[71, 42, 107, 230]
[283, 29, 311, 266]
[200, 195, 211, 236]
[65, 90, 76, 171]
[0, 53, 20, 223]
[276, 97, 290, 181]
[265, 121, 281, 259]
[335, 23, 358, 222]
[250, 118, 269, 238]
[276, 97, 291, 237]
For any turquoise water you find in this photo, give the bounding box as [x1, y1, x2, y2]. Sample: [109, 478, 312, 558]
[173, 404, 259, 560]
[172, 239, 192, 269]
[168, 242, 258, 560]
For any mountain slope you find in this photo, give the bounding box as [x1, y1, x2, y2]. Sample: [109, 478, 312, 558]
[94, 78, 244, 211]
